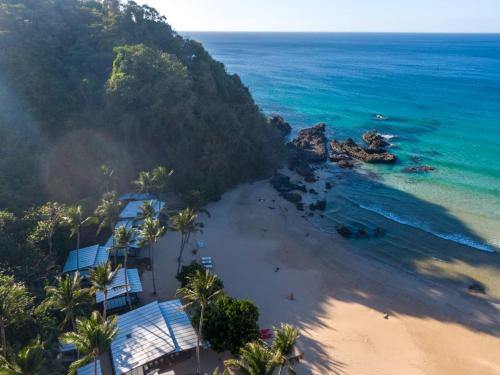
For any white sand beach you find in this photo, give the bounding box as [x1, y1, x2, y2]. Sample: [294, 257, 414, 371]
[141, 179, 500, 375]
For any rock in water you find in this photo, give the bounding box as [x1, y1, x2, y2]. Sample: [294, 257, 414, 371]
[402, 165, 436, 173]
[270, 172, 306, 193]
[268, 115, 292, 135]
[363, 131, 390, 153]
[280, 192, 302, 204]
[291, 123, 328, 163]
[336, 226, 353, 238]
[330, 139, 397, 164]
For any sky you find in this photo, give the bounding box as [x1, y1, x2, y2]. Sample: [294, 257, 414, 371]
[136, 0, 500, 33]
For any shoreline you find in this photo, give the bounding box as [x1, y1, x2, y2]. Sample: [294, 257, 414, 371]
[149, 178, 500, 374]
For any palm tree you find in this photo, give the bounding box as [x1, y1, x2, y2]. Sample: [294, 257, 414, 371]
[89, 262, 122, 320]
[60, 311, 117, 375]
[176, 270, 223, 375]
[132, 166, 173, 194]
[113, 226, 135, 310]
[137, 218, 165, 295]
[27, 202, 65, 256]
[41, 273, 92, 331]
[272, 324, 301, 375]
[171, 208, 202, 274]
[0, 275, 33, 356]
[94, 191, 123, 265]
[98, 164, 116, 193]
[138, 201, 155, 220]
[63, 206, 98, 272]
[225, 342, 280, 375]
[0, 339, 45, 375]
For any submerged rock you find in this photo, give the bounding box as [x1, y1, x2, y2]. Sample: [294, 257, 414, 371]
[309, 200, 327, 211]
[468, 283, 486, 294]
[291, 123, 328, 163]
[268, 115, 292, 135]
[280, 192, 302, 204]
[336, 226, 353, 238]
[402, 165, 436, 173]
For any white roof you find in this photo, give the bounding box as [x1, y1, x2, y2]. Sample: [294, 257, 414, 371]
[119, 200, 165, 219]
[95, 268, 143, 303]
[62, 245, 109, 274]
[77, 360, 102, 375]
[111, 300, 197, 374]
[159, 300, 198, 352]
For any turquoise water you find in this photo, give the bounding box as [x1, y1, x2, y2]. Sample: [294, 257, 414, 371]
[187, 32, 500, 252]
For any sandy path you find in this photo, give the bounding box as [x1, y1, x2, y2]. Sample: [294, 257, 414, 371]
[144, 180, 500, 375]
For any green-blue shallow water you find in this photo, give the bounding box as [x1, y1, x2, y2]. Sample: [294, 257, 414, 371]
[187, 32, 500, 252]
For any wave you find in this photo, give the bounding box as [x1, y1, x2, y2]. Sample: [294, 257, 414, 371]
[379, 133, 398, 140]
[358, 204, 494, 253]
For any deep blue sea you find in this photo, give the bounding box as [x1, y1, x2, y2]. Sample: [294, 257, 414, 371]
[187, 32, 500, 253]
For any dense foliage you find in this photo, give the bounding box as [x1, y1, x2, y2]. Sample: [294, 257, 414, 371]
[0, 0, 284, 210]
[176, 263, 225, 288]
[198, 295, 260, 355]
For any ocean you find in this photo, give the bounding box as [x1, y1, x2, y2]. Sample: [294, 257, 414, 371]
[186, 32, 500, 289]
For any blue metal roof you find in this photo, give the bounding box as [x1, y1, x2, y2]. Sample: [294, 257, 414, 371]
[118, 200, 165, 220]
[62, 245, 109, 274]
[77, 360, 102, 375]
[119, 193, 156, 201]
[95, 268, 143, 303]
[159, 299, 198, 352]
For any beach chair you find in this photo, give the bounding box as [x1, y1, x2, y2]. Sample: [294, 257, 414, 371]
[201, 256, 213, 269]
[196, 240, 205, 249]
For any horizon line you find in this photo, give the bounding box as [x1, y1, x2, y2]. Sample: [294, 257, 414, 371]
[178, 30, 500, 35]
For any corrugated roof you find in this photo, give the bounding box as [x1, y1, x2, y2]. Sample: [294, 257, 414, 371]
[63, 245, 109, 274]
[95, 268, 143, 303]
[111, 302, 176, 374]
[115, 219, 135, 231]
[159, 300, 198, 352]
[77, 360, 102, 375]
[119, 193, 156, 201]
[59, 340, 76, 353]
[119, 200, 165, 220]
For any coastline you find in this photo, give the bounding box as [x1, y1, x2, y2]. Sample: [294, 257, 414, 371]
[147, 177, 500, 374]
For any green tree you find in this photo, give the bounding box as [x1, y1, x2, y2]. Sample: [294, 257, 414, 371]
[0, 339, 46, 375]
[138, 201, 155, 220]
[176, 270, 223, 375]
[60, 311, 117, 375]
[113, 225, 134, 310]
[272, 324, 301, 375]
[41, 273, 92, 331]
[131, 166, 173, 195]
[137, 217, 165, 295]
[171, 208, 202, 274]
[200, 295, 260, 355]
[0, 275, 33, 356]
[177, 263, 224, 289]
[62, 206, 98, 272]
[26, 202, 65, 256]
[97, 165, 116, 194]
[94, 191, 123, 265]
[89, 262, 122, 321]
[225, 342, 280, 375]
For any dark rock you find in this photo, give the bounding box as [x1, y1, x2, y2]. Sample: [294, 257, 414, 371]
[309, 200, 326, 211]
[309, 189, 318, 195]
[296, 203, 305, 211]
[270, 172, 306, 193]
[338, 159, 355, 168]
[281, 192, 302, 204]
[288, 155, 317, 181]
[363, 131, 390, 153]
[330, 139, 397, 164]
[268, 115, 292, 135]
[468, 283, 486, 294]
[308, 212, 314, 217]
[402, 165, 436, 173]
[373, 227, 385, 237]
[325, 182, 332, 190]
[356, 228, 369, 238]
[336, 226, 352, 238]
[290, 123, 328, 163]
[304, 174, 317, 183]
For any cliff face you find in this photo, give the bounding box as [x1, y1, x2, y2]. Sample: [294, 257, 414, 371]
[0, 0, 285, 208]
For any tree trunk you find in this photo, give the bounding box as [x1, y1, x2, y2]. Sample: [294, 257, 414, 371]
[110, 222, 117, 266]
[196, 306, 204, 375]
[151, 243, 157, 295]
[0, 322, 6, 356]
[177, 234, 187, 275]
[76, 230, 81, 272]
[93, 352, 98, 375]
[71, 316, 76, 332]
[124, 245, 132, 310]
[48, 230, 54, 256]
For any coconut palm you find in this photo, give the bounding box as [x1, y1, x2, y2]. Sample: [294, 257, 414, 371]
[27, 202, 65, 256]
[41, 273, 92, 331]
[272, 324, 301, 375]
[225, 342, 280, 375]
[0, 275, 33, 356]
[60, 311, 117, 375]
[137, 218, 165, 295]
[138, 201, 155, 221]
[113, 226, 135, 309]
[171, 208, 202, 274]
[176, 270, 223, 375]
[0, 339, 46, 375]
[94, 191, 123, 265]
[98, 164, 116, 193]
[89, 262, 122, 320]
[62, 206, 98, 272]
[132, 166, 173, 194]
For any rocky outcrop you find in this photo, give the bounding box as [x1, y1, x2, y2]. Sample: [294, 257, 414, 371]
[309, 200, 326, 211]
[402, 165, 436, 173]
[288, 156, 317, 182]
[329, 139, 396, 164]
[270, 172, 306, 193]
[281, 192, 302, 204]
[362, 131, 390, 153]
[291, 123, 327, 163]
[268, 115, 292, 135]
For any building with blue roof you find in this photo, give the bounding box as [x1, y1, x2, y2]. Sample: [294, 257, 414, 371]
[95, 268, 143, 312]
[62, 244, 109, 277]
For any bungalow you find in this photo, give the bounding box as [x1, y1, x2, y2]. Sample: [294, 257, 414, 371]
[110, 300, 197, 375]
[105, 220, 144, 258]
[62, 244, 109, 277]
[95, 268, 143, 312]
[119, 193, 157, 202]
[119, 200, 166, 220]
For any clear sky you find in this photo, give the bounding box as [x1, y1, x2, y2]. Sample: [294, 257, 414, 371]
[136, 0, 500, 33]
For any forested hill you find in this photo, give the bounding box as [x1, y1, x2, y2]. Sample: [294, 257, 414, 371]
[0, 0, 284, 209]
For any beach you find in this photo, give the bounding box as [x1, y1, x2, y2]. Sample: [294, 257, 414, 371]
[142, 178, 500, 375]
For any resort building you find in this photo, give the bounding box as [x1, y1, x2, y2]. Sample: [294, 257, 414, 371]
[62, 244, 109, 277]
[119, 193, 157, 202]
[118, 199, 166, 220]
[95, 268, 143, 312]
[77, 360, 102, 375]
[110, 300, 197, 375]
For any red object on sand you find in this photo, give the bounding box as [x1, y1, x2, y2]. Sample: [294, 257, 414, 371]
[259, 328, 273, 340]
